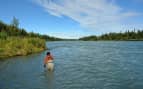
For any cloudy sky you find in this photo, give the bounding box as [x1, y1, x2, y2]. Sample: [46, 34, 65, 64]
[0, 0, 143, 38]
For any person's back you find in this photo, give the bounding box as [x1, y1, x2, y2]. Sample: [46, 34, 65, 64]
[44, 53, 53, 63]
[44, 52, 54, 71]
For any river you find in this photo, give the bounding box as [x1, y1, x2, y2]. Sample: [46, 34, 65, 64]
[0, 41, 143, 89]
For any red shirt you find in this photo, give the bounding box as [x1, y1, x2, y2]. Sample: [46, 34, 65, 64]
[44, 55, 53, 64]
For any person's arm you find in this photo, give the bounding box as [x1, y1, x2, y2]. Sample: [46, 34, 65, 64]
[43, 56, 47, 67]
[51, 55, 54, 60]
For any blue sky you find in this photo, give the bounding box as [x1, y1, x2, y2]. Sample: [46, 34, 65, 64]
[0, 0, 143, 38]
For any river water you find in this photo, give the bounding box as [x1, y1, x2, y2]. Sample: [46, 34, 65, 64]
[0, 41, 143, 89]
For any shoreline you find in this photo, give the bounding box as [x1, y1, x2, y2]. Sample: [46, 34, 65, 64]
[0, 48, 48, 59]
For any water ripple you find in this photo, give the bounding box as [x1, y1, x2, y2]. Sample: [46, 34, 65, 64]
[0, 41, 143, 89]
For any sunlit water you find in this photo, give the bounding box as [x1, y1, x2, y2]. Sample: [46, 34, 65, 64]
[0, 41, 143, 89]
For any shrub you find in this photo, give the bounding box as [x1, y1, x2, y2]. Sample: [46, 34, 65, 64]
[0, 37, 47, 58]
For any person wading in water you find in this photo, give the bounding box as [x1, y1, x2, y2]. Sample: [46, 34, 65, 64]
[44, 52, 54, 71]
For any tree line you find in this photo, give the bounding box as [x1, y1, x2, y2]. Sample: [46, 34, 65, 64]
[0, 17, 62, 41]
[0, 17, 61, 58]
[79, 30, 143, 41]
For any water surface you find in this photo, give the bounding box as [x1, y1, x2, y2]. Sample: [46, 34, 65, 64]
[0, 41, 143, 89]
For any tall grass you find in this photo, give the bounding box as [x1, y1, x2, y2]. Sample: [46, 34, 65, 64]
[0, 37, 47, 59]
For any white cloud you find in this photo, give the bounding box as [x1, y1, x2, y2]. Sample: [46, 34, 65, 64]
[36, 0, 141, 32]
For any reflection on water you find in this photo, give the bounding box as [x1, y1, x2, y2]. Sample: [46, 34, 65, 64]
[44, 71, 55, 89]
[0, 41, 143, 89]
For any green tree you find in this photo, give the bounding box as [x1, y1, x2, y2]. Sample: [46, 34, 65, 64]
[11, 16, 19, 28]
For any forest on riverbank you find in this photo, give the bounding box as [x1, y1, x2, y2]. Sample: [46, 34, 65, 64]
[79, 30, 143, 41]
[0, 17, 61, 59]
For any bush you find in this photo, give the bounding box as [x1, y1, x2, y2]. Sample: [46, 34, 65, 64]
[0, 31, 8, 39]
[0, 37, 47, 58]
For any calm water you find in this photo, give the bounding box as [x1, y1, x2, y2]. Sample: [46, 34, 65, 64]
[0, 41, 143, 89]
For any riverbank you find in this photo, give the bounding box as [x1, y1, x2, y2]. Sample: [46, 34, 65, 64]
[0, 19, 63, 59]
[0, 37, 47, 59]
[79, 30, 143, 41]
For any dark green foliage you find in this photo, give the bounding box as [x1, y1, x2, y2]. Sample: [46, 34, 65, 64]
[0, 20, 62, 40]
[20, 29, 28, 36]
[0, 19, 61, 59]
[79, 30, 143, 41]
[79, 36, 98, 41]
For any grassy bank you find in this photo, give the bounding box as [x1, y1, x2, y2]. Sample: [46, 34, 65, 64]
[0, 18, 63, 59]
[0, 37, 47, 59]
